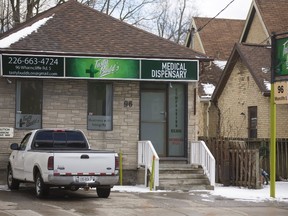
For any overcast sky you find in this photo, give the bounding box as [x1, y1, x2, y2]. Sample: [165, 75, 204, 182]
[197, 0, 252, 20]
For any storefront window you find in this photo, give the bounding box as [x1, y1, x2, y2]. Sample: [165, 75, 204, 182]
[87, 82, 112, 130]
[16, 80, 42, 129]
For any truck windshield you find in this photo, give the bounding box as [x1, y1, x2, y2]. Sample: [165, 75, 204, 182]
[32, 130, 88, 149]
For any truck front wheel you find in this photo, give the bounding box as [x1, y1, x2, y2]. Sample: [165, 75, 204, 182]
[7, 165, 19, 190]
[35, 173, 49, 198]
[96, 187, 111, 198]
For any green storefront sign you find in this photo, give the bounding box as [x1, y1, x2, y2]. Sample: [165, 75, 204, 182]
[141, 60, 198, 81]
[276, 37, 288, 76]
[66, 57, 139, 79]
[1, 54, 198, 81]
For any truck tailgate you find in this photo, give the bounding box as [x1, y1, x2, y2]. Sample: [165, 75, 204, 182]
[53, 151, 116, 175]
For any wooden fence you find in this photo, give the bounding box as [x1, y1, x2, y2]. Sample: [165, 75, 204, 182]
[199, 137, 288, 188]
[229, 149, 260, 188]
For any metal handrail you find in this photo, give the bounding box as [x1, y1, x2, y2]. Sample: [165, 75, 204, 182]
[189, 140, 215, 186]
[138, 140, 159, 190]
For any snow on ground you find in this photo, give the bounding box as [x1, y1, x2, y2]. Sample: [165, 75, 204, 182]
[210, 182, 288, 203]
[1, 181, 287, 203]
[112, 182, 288, 203]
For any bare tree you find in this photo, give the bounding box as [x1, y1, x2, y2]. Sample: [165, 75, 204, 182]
[0, 0, 12, 33]
[0, 0, 52, 32]
[26, 0, 40, 19]
[156, 0, 198, 44]
[1, 0, 199, 45]
[10, 0, 21, 26]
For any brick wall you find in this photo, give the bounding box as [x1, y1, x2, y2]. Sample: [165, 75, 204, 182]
[187, 83, 198, 142]
[0, 79, 140, 170]
[42, 79, 140, 170]
[216, 59, 288, 138]
[0, 78, 198, 179]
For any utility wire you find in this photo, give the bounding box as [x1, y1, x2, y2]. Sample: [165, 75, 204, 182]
[197, 0, 235, 32]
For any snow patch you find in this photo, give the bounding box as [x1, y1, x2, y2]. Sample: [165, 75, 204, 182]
[112, 182, 288, 203]
[262, 67, 270, 74]
[201, 83, 215, 96]
[214, 60, 227, 69]
[0, 14, 54, 48]
[264, 79, 271, 91]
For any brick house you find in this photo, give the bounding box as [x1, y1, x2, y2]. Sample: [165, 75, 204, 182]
[186, 17, 245, 137]
[0, 0, 209, 182]
[211, 0, 288, 138]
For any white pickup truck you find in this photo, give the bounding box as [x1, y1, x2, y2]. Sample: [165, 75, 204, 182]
[7, 129, 119, 198]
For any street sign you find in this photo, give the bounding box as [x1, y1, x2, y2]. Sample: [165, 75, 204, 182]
[275, 37, 288, 77]
[274, 81, 288, 104]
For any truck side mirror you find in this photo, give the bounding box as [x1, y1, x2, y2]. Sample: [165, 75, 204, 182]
[10, 143, 19, 150]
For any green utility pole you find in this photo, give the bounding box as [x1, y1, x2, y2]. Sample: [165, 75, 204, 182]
[271, 31, 288, 198]
[270, 34, 276, 198]
[270, 83, 276, 198]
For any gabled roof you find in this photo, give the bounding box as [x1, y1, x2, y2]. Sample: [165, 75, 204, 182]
[198, 61, 224, 100]
[212, 43, 271, 102]
[0, 0, 207, 60]
[241, 0, 288, 42]
[186, 17, 245, 60]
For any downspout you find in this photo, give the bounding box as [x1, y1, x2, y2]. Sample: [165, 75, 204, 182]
[212, 100, 221, 136]
[206, 100, 212, 137]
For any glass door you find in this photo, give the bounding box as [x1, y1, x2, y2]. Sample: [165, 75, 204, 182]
[140, 83, 186, 157]
[140, 90, 166, 156]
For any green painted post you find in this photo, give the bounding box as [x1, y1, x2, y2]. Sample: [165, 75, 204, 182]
[270, 83, 276, 198]
[150, 156, 155, 191]
[119, 150, 123, 185]
[270, 33, 276, 198]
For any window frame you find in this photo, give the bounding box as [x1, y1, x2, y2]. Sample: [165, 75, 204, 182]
[248, 106, 257, 138]
[87, 82, 113, 131]
[15, 79, 43, 130]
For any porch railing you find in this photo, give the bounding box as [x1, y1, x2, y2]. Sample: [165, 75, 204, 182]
[138, 140, 159, 190]
[189, 140, 215, 186]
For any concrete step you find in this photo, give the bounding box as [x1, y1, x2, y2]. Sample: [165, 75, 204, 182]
[160, 178, 210, 185]
[159, 173, 206, 179]
[158, 184, 214, 191]
[160, 163, 200, 169]
[158, 163, 212, 191]
[160, 168, 204, 175]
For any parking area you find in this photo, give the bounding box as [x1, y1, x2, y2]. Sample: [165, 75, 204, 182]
[1, 170, 288, 216]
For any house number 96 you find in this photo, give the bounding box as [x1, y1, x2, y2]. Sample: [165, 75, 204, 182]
[278, 85, 284, 94]
[124, 100, 133, 107]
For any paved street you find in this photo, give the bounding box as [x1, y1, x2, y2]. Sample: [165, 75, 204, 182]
[0, 171, 288, 216]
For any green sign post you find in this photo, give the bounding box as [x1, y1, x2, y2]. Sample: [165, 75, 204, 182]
[271, 32, 288, 198]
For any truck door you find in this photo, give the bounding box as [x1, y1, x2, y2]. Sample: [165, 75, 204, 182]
[13, 133, 31, 179]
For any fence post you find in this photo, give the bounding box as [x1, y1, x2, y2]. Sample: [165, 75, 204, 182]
[119, 150, 123, 185]
[221, 140, 230, 186]
[255, 150, 261, 189]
